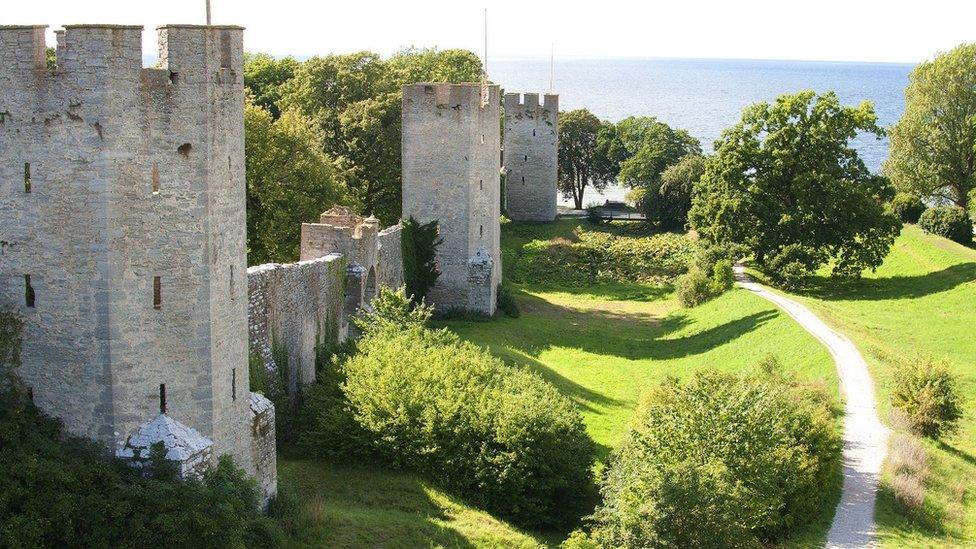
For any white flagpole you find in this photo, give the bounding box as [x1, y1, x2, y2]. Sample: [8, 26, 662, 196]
[206, 0, 212, 25]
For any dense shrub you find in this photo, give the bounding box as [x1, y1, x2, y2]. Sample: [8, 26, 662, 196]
[0, 388, 280, 547]
[710, 259, 735, 293]
[890, 193, 926, 224]
[514, 228, 697, 287]
[892, 357, 962, 438]
[401, 216, 443, 304]
[918, 205, 972, 244]
[588, 369, 840, 547]
[340, 324, 595, 528]
[675, 267, 714, 307]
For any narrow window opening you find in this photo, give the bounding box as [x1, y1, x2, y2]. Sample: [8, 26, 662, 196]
[151, 163, 160, 194]
[169, 71, 179, 84]
[533, 129, 536, 136]
[27, 387, 33, 401]
[524, 154, 528, 162]
[479, 179, 483, 190]
[522, 176, 525, 184]
[230, 265, 235, 297]
[153, 276, 162, 309]
[480, 224, 483, 237]
[24, 275, 35, 308]
[24, 163, 31, 193]
[220, 30, 232, 69]
[481, 134, 485, 144]
[231, 368, 237, 401]
[159, 384, 167, 414]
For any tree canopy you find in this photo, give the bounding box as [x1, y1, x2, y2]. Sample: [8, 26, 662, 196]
[557, 109, 623, 209]
[885, 43, 976, 210]
[689, 91, 900, 286]
[244, 99, 347, 265]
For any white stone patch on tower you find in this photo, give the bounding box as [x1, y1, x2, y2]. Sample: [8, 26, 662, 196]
[116, 414, 214, 479]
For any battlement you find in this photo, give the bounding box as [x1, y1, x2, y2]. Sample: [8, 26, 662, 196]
[504, 92, 558, 117]
[0, 24, 242, 78]
[403, 82, 500, 112]
[300, 207, 381, 265]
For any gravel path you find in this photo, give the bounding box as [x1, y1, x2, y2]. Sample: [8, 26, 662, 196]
[734, 265, 889, 548]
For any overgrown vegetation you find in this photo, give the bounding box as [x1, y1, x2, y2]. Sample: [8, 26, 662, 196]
[891, 357, 963, 439]
[918, 205, 973, 244]
[576, 366, 840, 548]
[296, 288, 595, 529]
[513, 226, 696, 287]
[401, 216, 443, 305]
[0, 310, 282, 547]
[890, 192, 926, 224]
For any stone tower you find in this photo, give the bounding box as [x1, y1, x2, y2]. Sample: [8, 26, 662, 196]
[0, 25, 255, 477]
[402, 83, 501, 315]
[503, 93, 558, 222]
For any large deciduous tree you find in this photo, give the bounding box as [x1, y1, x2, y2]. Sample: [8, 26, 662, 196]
[689, 91, 901, 286]
[885, 43, 976, 211]
[243, 53, 299, 119]
[558, 109, 623, 209]
[244, 100, 348, 265]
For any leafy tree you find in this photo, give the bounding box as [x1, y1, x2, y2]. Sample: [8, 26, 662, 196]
[279, 49, 482, 224]
[245, 100, 348, 265]
[885, 43, 976, 210]
[244, 53, 299, 119]
[689, 91, 901, 285]
[558, 110, 623, 209]
[401, 217, 443, 304]
[655, 153, 706, 230]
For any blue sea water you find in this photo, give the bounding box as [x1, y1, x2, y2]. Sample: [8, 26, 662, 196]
[490, 58, 914, 207]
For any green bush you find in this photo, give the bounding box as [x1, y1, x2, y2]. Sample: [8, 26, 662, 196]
[890, 193, 926, 224]
[892, 357, 963, 438]
[675, 267, 714, 307]
[589, 369, 839, 547]
[496, 284, 521, 318]
[918, 205, 972, 244]
[341, 324, 595, 528]
[401, 216, 443, 304]
[0, 390, 280, 547]
[765, 243, 821, 289]
[514, 228, 697, 287]
[710, 259, 735, 294]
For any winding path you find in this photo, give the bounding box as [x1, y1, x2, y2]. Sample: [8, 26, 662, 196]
[733, 265, 889, 548]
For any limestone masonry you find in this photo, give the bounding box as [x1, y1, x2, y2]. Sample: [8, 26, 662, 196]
[503, 93, 558, 222]
[247, 207, 403, 391]
[401, 83, 502, 315]
[0, 24, 275, 500]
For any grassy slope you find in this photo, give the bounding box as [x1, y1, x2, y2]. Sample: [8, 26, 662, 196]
[783, 225, 976, 547]
[278, 460, 546, 548]
[444, 219, 840, 545]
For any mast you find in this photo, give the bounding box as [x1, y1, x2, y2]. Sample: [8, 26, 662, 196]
[206, 0, 212, 25]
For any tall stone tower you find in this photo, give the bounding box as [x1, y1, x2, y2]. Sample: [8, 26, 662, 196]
[0, 25, 254, 475]
[503, 93, 558, 222]
[402, 83, 501, 315]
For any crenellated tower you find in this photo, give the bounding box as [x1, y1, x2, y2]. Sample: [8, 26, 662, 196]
[0, 24, 261, 489]
[401, 83, 502, 315]
[503, 92, 558, 222]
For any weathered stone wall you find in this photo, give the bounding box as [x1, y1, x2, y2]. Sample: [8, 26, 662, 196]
[246, 254, 346, 392]
[503, 93, 558, 222]
[401, 83, 501, 315]
[377, 224, 404, 291]
[0, 25, 255, 477]
[249, 392, 277, 506]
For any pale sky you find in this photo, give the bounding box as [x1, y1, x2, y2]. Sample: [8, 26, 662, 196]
[5, 0, 973, 63]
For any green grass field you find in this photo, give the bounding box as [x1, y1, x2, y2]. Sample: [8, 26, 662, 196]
[780, 225, 976, 547]
[273, 219, 851, 547]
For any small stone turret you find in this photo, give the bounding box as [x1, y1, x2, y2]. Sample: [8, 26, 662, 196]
[401, 83, 502, 315]
[503, 92, 559, 222]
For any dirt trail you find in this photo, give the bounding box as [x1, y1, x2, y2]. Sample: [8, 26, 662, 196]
[734, 265, 888, 548]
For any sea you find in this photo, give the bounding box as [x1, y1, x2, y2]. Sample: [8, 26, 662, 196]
[490, 58, 914, 207]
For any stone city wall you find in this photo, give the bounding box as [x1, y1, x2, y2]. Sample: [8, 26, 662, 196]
[377, 224, 404, 291]
[246, 254, 346, 393]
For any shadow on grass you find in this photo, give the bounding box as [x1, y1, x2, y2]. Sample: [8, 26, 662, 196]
[504, 291, 777, 362]
[280, 460, 484, 548]
[519, 281, 673, 302]
[793, 262, 976, 301]
[938, 440, 976, 467]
